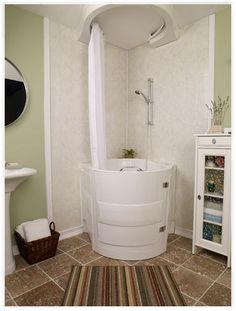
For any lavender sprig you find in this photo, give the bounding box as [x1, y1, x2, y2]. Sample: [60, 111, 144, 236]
[210, 96, 229, 125]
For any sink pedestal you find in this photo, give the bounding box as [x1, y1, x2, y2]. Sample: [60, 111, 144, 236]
[5, 192, 16, 275]
[5, 168, 37, 275]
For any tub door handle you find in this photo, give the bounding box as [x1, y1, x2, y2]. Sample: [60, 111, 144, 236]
[159, 226, 166, 232]
[163, 182, 169, 188]
[120, 166, 143, 171]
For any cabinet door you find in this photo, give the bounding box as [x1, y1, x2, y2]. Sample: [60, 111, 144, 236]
[195, 148, 230, 255]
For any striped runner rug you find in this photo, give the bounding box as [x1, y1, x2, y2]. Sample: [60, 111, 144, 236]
[62, 265, 186, 306]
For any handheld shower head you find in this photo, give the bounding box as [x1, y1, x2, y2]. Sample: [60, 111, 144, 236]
[134, 89, 149, 103]
[134, 79, 154, 126]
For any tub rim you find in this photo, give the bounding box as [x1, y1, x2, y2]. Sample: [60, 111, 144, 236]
[80, 158, 173, 174]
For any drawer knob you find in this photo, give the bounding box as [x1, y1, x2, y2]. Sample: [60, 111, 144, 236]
[212, 138, 216, 144]
[197, 195, 201, 200]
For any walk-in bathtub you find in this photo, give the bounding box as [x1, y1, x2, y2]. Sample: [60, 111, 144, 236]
[80, 159, 174, 260]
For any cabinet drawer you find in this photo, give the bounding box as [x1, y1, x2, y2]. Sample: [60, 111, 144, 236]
[198, 136, 231, 147]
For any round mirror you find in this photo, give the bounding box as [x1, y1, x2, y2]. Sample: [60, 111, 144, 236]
[5, 58, 29, 126]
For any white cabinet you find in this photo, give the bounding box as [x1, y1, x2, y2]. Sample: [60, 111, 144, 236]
[192, 134, 231, 267]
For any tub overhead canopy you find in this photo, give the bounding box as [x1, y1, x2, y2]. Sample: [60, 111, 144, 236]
[76, 4, 179, 49]
[20, 4, 229, 49]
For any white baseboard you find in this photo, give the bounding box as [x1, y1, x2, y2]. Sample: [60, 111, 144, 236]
[168, 221, 175, 234]
[175, 226, 193, 239]
[59, 224, 84, 241]
[12, 224, 84, 256]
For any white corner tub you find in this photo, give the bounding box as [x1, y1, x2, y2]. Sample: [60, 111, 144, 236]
[80, 159, 175, 260]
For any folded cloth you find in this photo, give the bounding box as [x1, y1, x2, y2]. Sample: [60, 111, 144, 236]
[23, 218, 51, 242]
[15, 220, 35, 239]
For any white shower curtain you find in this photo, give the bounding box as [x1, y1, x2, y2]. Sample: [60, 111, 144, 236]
[88, 23, 107, 169]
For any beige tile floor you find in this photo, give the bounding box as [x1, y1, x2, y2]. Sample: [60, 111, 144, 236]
[5, 233, 231, 306]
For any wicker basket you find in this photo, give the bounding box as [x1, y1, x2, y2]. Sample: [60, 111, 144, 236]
[15, 222, 60, 264]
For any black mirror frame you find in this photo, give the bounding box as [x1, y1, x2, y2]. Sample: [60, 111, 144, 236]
[5, 57, 29, 127]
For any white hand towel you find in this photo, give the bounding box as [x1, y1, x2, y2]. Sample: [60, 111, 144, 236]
[15, 220, 36, 239]
[23, 218, 51, 242]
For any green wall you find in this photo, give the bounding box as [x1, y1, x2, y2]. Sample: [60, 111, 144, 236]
[214, 7, 231, 127]
[5, 5, 47, 239]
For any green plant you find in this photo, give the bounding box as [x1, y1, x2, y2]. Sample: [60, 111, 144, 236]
[122, 148, 137, 158]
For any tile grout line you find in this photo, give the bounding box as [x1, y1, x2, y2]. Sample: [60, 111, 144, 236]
[181, 292, 198, 305]
[186, 254, 230, 288]
[65, 246, 104, 266]
[77, 236, 91, 244]
[53, 270, 74, 282]
[169, 245, 193, 253]
[169, 235, 228, 266]
[12, 237, 90, 274]
[36, 264, 66, 292]
[58, 240, 90, 253]
[10, 248, 94, 300]
[11, 260, 78, 301]
[170, 250, 201, 302]
[63, 250, 86, 266]
[82, 254, 104, 266]
[11, 279, 52, 300]
[168, 248, 219, 303]
[193, 300, 207, 306]
[188, 242, 230, 302]
[167, 236, 182, 245]
[197, 251, 228, 266]
[167, 243, 228, 280]
[57, 241, 92, 261]
[161, 245, 193, 270]
[7, 236, 169, 304]
[179, 252, 194, 267]
[121, 260, 141, 266]
[175, 263, 220, 283]
[5, 286, 17, 305]
[8, 235, 229, 307]
[35, 254, 83, 282]
[7, 300, 18, 306]
[5, 286, 13, 300]
[175, 264, 214, 303]
[57, 247, 65, 252]
[12, 235, 183, 274]
[195, 266, 230, 305]
[64, 234, 181, 268]
[13, 261, 37, 273]
[216, 276, 231, 289]
[145, 241, 192, 272]
[57, 247, 89, 267]
[12, 249, 68, 273]
[5, 299, 18, 306]
[5, 266, 53, 301]
[177, 248, 230, 304]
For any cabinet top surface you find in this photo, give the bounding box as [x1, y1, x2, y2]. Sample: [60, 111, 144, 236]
[194, 134, 231, 137]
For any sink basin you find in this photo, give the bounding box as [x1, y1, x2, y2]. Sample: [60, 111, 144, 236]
[5, 167, 37, 275]
[5, 167, 37, 193]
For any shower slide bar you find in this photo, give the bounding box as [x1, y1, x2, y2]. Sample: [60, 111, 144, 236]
[134, 78, 154, 126]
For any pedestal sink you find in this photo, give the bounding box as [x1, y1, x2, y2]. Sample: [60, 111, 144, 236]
[5, 167, 37, 275]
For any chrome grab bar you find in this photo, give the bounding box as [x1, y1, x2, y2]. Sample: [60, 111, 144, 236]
[120, 166, 143, 172]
